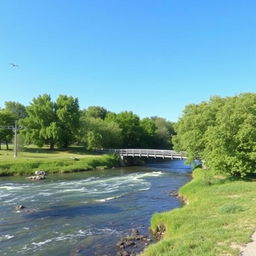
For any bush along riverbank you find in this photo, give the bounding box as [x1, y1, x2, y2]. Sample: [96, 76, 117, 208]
[142, 168, 256, 256]
[0, 154, 119, 176]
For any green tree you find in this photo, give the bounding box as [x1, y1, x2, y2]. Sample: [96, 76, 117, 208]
[4, 101, 27, 120]
[86, 131, 103, 151]
[21, 94, 80, 149]
[140, 118, 157, 148]
[56, 95, 80, 148]
[84, 106, 108, 119]
[173, 96, 225, 162]
[203, 94, 256, 176]
[79, 116, 122, 150]
[21, 94, 58, 149]
[151, 117, 175, 149]
[108, 111, 143, 148]
[0, 110, 15, 150]
[173, 93, 256, 177]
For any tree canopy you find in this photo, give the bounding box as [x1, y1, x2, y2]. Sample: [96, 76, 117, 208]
[1, 94, 175, 151]
[21, 94, 79, 149]
[173, 93, 256, 177]
[4, 101, 27, 120]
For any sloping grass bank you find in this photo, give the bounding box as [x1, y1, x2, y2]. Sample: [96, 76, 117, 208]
[0, 154, 119, 176]
[142, 168, 256, 256]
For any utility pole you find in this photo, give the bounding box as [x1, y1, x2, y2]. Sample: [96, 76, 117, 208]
[0, 121, 23, 158]
[14, 121, 18, 158]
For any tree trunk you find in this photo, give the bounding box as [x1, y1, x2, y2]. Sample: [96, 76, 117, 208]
[63, 140, 69, 148]
[49, 141, 55, 150]
[5, 141, 9, 150]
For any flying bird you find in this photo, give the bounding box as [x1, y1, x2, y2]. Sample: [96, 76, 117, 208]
[10, 63, 19, 67]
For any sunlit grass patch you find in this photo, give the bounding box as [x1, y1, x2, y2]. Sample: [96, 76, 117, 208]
[0, 146, 119, 176]
[142, 168, 256, 256]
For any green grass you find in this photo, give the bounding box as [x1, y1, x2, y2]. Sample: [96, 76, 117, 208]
[142, 168, 256, 256]
[0, 146, 119, 176]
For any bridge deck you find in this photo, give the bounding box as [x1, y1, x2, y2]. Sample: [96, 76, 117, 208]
[105, 149, 186, 160]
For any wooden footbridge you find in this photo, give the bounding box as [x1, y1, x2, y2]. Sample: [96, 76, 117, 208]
[105, 149, 186, 160]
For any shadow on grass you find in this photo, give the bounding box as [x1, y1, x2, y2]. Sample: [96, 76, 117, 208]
[209, 174, 256, 186]
[22, 146, 103, 156]
[22, 147, 59, 154]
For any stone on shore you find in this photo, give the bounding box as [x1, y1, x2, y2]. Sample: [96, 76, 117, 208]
[116, 228, 153, 256]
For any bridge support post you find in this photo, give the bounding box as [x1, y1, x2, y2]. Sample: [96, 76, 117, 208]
[119, 155, 125, 167]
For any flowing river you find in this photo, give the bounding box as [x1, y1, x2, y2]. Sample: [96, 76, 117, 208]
[0, 160, 191, 256]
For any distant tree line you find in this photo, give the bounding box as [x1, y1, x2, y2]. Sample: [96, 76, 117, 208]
[173, 93, 256, 177]
[0, 94, 175, 150]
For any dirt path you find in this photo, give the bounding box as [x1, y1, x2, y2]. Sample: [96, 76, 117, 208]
[240, 232, 256, 256]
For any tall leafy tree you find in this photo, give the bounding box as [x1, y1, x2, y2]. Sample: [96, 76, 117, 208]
[21, 94, 58, 149]
[56, 95, 80, 148]
[79, 115, 122, 150]
[22, 94, 80, 149]
[173, 93, 256, 177]
[140, 118, 157, 148]
[203, 94, 256, 176]
[151, 117, 175, 149]
[173, 96, 225, 162]
[108, 111, 143, 148]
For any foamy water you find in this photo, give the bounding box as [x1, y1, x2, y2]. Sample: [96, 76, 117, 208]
[0, 160, 191, 256]
[0, 171, 163, 207]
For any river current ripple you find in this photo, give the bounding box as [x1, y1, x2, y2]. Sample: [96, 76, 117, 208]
[0, 160, 191, 256]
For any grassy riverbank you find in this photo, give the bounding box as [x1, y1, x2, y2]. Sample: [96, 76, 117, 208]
[0, 147, 119, 176]
[142, 168, 256, 256]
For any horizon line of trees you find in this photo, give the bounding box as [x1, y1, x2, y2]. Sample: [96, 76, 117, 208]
[0, 94, 175, 151]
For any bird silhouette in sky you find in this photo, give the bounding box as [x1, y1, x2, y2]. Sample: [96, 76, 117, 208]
[10, 63, 19, 67]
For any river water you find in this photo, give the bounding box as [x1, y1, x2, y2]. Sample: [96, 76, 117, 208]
[0, 160, 191, 256]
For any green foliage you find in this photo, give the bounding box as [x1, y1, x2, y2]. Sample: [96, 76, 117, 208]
[79, 115, 122, 150]
[140, 118, 157, 148]
[21, 94, 57, 149]
[21, 94, 80, 149]
[83, 106, 108, 119]
[4, 101, 27, 120]
[56, 95, 80, 147]
[151, 117, 175, 149]
[203, 94, 256, 177]
[219, 204, 244, 214]
[173, 96, 224, 162]
[110, 111, 143, 148]
[3, 94, 175, 150]
[0, 110, 15, 149]
[173, 93, 256, 177]
[86, 131, 103, 150]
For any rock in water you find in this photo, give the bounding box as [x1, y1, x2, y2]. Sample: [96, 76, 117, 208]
[35, 170, 47, 176]
[16, 205, 25, 211]
[26, 171, 47, 180]
[26, 175, 46, 180]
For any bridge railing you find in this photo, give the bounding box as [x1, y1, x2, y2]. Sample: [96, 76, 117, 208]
[102, 149, 186, 159]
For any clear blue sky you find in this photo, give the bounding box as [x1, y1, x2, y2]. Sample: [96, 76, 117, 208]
[0, 0, 255, 121]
